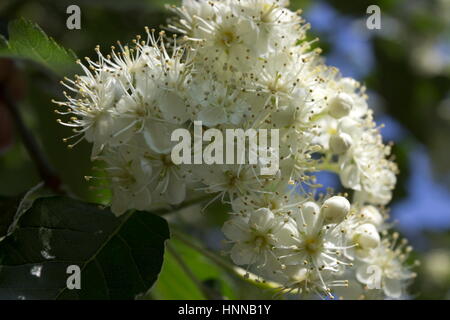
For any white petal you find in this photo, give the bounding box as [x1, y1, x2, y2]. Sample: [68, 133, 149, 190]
[111, 190, 130, 216]
[165, 172, 186, 205]
[222, 218, 250, 242]
[274, 221, 299, 246]
[230, 243, 254, 266]
[198, 106, 227, 126]
[356, 264, 372, 285]
[383, 278, 402, 299]
[159, 92, 189, 123]
[143, 122, 175, 154]
[131, 188, 152, 211]
[249, 208, 274, 230]
[341, 164, 361, 190]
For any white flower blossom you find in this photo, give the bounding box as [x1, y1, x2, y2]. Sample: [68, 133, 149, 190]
[55, 0, 415, 300]
[355, 233, 417, 299]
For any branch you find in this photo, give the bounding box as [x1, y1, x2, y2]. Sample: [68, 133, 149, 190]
[166, 242, 223, 300]
[0, 83, 63, 193]
[153, 194, 214, 216]
[171, 229, 286, 293]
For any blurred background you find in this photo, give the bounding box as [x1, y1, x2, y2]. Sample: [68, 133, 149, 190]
[0, 0, 449, 299]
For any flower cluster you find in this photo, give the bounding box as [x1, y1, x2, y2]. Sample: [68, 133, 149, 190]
[55, 0, 416, 299]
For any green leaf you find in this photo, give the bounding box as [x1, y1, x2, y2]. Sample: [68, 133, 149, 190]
[151, 238, 236, 300]
[151, 240, 205, 300]
[0, 196, 169, 300]
[0, 18, 78, 76]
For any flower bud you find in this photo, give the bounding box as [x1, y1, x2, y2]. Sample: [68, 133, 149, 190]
[353, 223, 380, 250]
[329, 132, 352, 155]
[361, 205, 383, 226]
[338, 117, 359, 134]
[300, 201, 321, 227]
[339, 78, 359, 92]
[328, 93, 353, 119]
[321, 196, 350, 224]
[302, 201, 320, 216]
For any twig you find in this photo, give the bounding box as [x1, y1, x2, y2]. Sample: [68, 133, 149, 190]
[171, 229, 285, 292]
[166, 242, 223, 300]
[153, 194, 214, 216]
[0, 84, 63, 193]
[172, 229, 234, 272]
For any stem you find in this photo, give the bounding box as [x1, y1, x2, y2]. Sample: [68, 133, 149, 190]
[171, 229, 284, 292]
[166, 242, 223, 300]
[315, 161, 340, 173]
[0, 83, 63, 193]
[153, 194, 214, 216]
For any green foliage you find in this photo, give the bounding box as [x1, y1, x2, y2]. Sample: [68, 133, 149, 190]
[0, 0, 449, 300]
[151, 238, 236, 300]
[0, 196, 169, 299]
[0, 18, 78, 76]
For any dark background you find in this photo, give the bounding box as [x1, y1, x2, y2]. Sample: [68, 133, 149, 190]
[0, 0, 449, 299]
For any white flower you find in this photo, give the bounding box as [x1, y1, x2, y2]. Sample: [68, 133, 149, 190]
[55, 69, 126, 157]
[232, 0, 304, 52]
[277, 197, 354, 287]
[187, 76, 251, 126]
[327, 93, 353, 119]
[222, 207, 296, 272]
[352, 223, 380, 250]
[142, 148, 188, 205]
[101, 148, 154, 216]
[329, 132, 352, 155]
[280, 266, 349, 299]
[193, 164, 265, 202]
[360, 205, 384, 227]
[339, 115, 398, 205]
[356, 234, 417, 299]
[170, 0, 306, 72]
[55, 0, 414, 299]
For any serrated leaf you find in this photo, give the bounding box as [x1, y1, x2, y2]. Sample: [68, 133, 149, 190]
[0, 196, 169, 300]
[0, 18, 78, 76]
